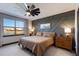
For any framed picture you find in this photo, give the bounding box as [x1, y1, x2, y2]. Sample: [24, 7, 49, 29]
[40, 23, 50, 29]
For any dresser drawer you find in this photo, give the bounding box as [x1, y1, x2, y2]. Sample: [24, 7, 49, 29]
[56, 41, 64, 47]
[55, 35, 72, 51]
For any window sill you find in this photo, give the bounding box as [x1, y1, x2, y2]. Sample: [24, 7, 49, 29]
[3, 34, 24, 37]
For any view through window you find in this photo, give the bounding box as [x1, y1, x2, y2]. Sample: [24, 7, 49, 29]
[3, 18, 25, 36]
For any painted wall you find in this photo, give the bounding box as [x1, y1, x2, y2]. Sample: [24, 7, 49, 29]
[0, 13, 28, 45]
[28, 20, 33, 34]
[32, 10, 75, 36]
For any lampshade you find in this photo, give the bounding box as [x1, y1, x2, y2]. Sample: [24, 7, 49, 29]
[64, 27, 71, 33]
[31, 27, 35, 32]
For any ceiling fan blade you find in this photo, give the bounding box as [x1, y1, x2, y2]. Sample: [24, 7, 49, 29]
[31, 13, 35, 16]
[34, 11, 40, 15]
[34, 8, 40, 11]
[24, 3, 28, 9]
[30, 4, 35, 9]
[34, 13, 39, 15]
[35, 12, 40, 14]
[30, 8, 40, 16]
[30, 10, 36, 16]
[32, 8, 40, 13]
[31, 12, 40, 16]
[35, 11, 40, 13]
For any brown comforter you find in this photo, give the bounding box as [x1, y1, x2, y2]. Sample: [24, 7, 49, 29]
[18, 36, 54, 56]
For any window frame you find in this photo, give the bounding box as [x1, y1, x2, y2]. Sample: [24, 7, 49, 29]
[3, 18, 25, 37]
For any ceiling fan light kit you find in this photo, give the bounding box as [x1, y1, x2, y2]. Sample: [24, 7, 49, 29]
[26, 12, 31, 16]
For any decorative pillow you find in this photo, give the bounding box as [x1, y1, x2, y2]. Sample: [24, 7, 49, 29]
[43, 32, 55, 38]
[36, 32, 42, 36]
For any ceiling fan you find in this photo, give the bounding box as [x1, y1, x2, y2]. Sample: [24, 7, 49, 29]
[24, 3, 40, 16]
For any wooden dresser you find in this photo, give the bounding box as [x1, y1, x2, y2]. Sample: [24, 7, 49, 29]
[55, 35, 72, 51]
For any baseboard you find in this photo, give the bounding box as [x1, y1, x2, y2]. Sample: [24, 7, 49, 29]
[2, 41, 18, 46]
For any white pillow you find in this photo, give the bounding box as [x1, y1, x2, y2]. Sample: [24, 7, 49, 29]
[36, 32, 42, 36]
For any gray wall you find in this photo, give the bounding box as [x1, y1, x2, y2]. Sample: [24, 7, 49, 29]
[32, 10, 75, 36]
[0, 13, 28, 45]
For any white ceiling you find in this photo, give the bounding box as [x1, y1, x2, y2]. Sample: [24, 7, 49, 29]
[0, 3, 76, 20]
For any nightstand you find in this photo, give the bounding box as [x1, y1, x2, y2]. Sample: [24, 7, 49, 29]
[55, 35, 73, 51]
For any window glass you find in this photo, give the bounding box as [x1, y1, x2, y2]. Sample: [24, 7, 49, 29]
[16, 21, 24, 27]
[4, 27, 15, 35]
[16, 28, 24, 34]
[3, 18, 25, 36]
[3, 18, 15, 27]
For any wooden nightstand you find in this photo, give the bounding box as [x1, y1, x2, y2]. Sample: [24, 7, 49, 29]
[55, 35, 73, 51]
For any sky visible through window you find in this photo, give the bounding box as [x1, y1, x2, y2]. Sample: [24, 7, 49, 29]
[4, 18, 15, 27]
[4, 18, 24, 27]
[16, 21, 24, 27]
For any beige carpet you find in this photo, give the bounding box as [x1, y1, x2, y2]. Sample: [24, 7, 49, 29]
[0, 43, 75, 56]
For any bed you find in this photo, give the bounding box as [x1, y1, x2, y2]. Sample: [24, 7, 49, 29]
[18, 32, 55, 56]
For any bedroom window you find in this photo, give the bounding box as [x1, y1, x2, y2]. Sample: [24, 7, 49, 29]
[3, 18, 25, 36]
[16, 21, 24, 35]
[3, 18, 15, 36]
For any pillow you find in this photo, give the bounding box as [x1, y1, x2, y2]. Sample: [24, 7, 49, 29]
[36, 32, 42, 36]
[43, 32, 55, 38]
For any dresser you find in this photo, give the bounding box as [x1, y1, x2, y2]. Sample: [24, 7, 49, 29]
[55, 35, 73, 51]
